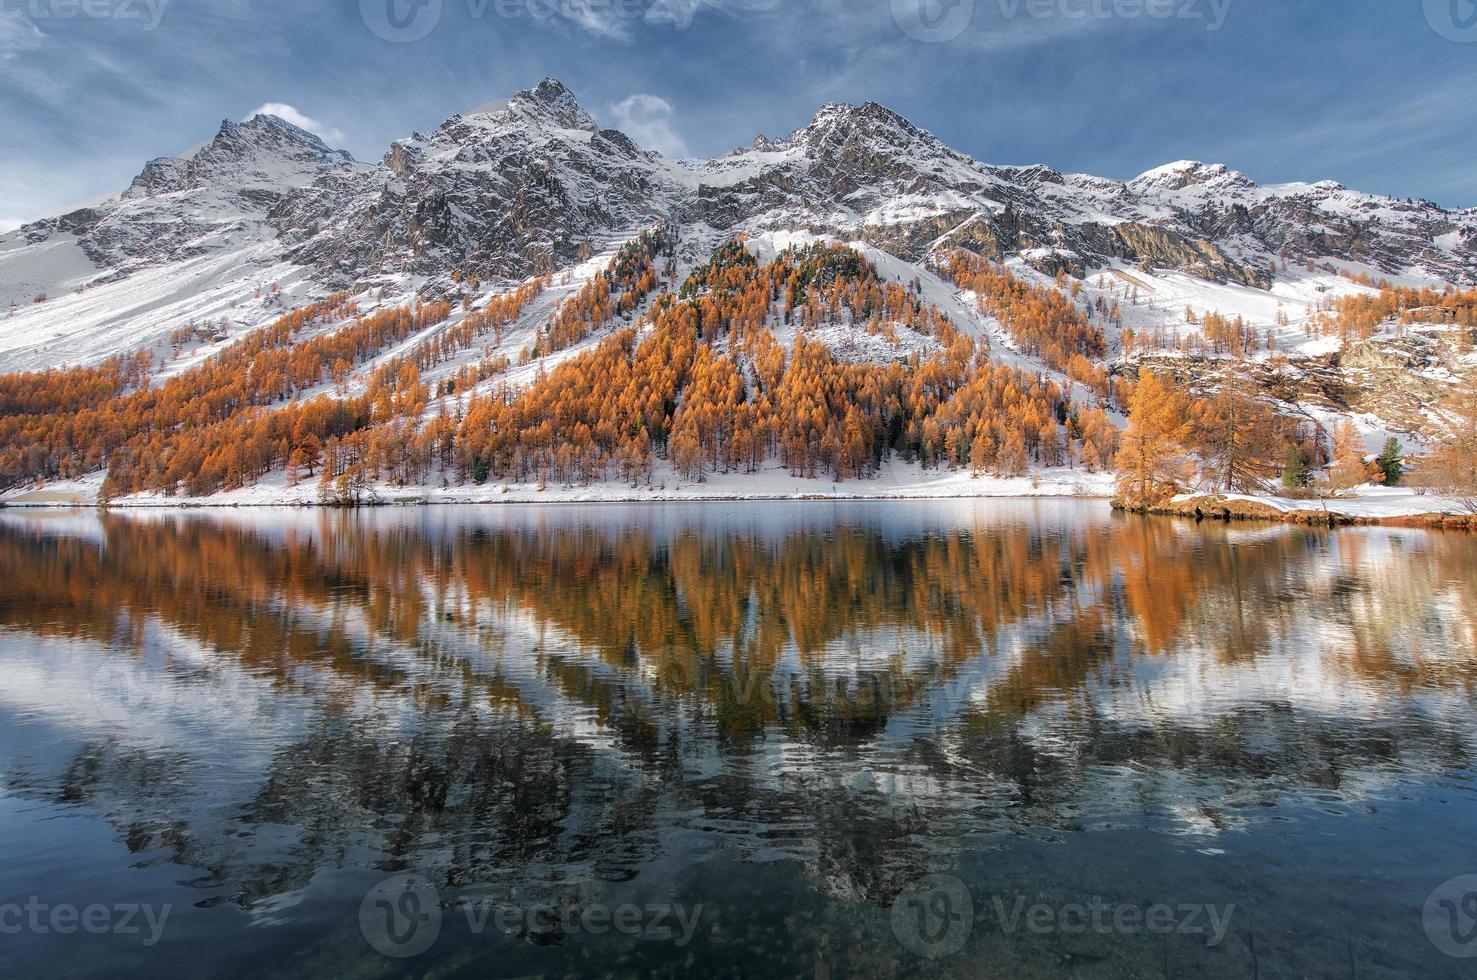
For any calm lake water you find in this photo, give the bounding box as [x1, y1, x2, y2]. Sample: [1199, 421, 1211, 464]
[1, 500, 1476, 978]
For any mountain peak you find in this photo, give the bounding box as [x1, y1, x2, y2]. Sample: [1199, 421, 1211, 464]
[527, 77, 576, 101]
[789, 99, 935, 157]
[199, 112, 350, 163]
[122, 111, 353, 200]
[804, 100, 916, 131]
[238, 111, 329, 143]
[506, 77, 598, 131]
[21, 84, 1477, 328]
[1131, 160, 1254, 193]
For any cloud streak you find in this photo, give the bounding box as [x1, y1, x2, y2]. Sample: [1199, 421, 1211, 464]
[247, 103, 348, 146]
[0, 8, 45, 61]
[606, 94, 692, 159]
[1, 0, 1475, 221]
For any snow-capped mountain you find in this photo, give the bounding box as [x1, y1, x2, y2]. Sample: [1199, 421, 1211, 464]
[273, 78, 685, 284]
[0, 77, 1473, 373]
[18, 113, 362, 282]
[685, 101, 1473, 287]
[0, 113, 367, 369]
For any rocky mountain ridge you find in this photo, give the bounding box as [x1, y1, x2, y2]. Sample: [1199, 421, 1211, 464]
[1, 77, 1473, 370]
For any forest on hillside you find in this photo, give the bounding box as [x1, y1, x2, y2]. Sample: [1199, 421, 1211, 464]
[0, 236, 1474, 508]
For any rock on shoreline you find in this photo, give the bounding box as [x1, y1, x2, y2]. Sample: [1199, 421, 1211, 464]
[1112, 493, 1477, 530]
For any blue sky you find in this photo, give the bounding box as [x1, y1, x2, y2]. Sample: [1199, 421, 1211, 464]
[2, 0, 1475, 230]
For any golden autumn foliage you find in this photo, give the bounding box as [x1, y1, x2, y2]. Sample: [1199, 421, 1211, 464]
[1115, 370, 1195, 506]
[1327, 419, 1382, 489]
[3, 296, 446, 493]
[0, 351, 150, 417]
[0, 240, 1132, 500]
[1315, 284, 1477, 342]
[1115, 370, 1318, 502]
[453, 242, 1111, 487]
[939, 251, 1113, 399]
[1192, 377, 1285, 493]
[1426, 377, 1477, 505]
[533, 227, 673, 356]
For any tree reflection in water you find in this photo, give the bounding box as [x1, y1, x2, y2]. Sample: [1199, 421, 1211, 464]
[1, 501, 1474, 978]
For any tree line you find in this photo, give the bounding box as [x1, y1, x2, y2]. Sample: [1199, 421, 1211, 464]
[1115, 368, 1477, 508]
[451, 241, 1118, 491]
[1, 240, 1132, 500]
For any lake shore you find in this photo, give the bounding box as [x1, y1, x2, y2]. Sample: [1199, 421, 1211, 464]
[8, 469, 1472, 529]
[0, 462, 1119, 509]
[1115, 486, 1477, 529]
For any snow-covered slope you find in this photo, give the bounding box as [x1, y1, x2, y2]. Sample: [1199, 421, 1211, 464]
[273, 78, 688, 286]
[2, 78, 1476, 514]
[3, 77, 1473, 375]
[0, 113, 367, 370]
[682, 104, 1474, 287]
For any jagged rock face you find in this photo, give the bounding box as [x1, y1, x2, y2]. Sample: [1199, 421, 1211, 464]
[680, 112, 1474, 285]
[274, 79, 685, 284]
[682, 101, 1015, 255]
[1141, 330, 1460, 442]
[15, 114, 364, 275]
[124, 115, 356, 200]
[1113, 162, 1476, 282]
[1073, 222, 1267, 287]
[7, 78, 1477, 299]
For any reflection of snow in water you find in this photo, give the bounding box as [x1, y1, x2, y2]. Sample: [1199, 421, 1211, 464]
[1, 502, 1475, 901]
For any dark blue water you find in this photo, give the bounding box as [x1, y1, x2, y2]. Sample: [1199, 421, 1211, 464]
[1, 501, 1475, 977]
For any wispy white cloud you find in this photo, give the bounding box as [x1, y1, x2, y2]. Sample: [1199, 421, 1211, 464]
[0, 9, 46, 105]
[559, 0, 636, 39]
[0, 9, 45, 62]
[247, 103, 347, 145]
[606, 94, 691, 159]
[645, 0, 782, 31]
[528, 0, 777, 40]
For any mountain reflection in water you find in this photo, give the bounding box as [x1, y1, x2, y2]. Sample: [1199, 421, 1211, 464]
[0, 500, 1474, 978]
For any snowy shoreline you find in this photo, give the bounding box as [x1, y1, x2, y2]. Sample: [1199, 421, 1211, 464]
[0, 462, 1119, 509]
[1136, 486, 1477, 529]
[5, 470, 1473, 531]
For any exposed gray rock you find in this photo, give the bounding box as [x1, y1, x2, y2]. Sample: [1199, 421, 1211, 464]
[7, 79, 1476, 309]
